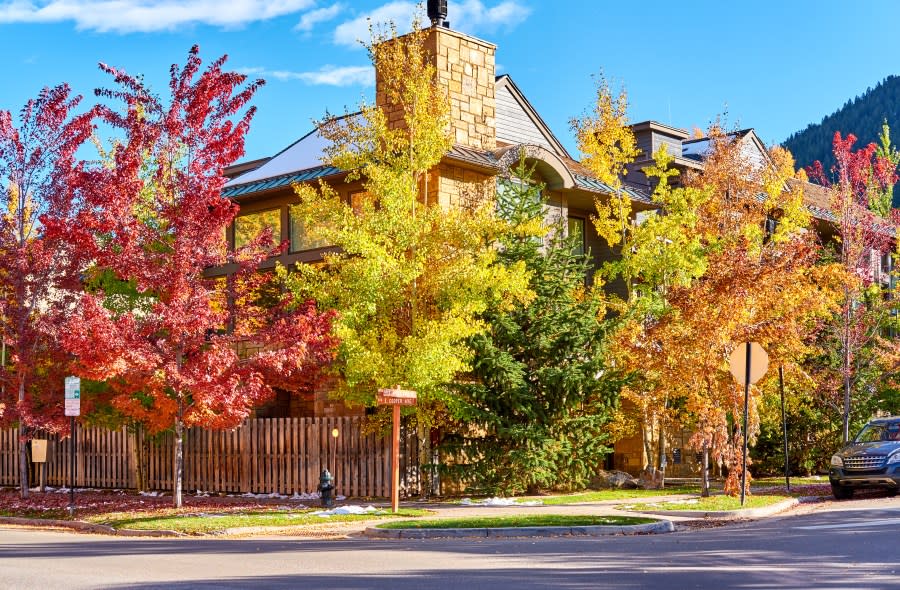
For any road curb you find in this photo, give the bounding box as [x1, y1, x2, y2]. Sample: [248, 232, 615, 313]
[0, 516, 184, 537]
[0, 516, 116, 535]
[631, 497, 800, 520]
[364, 519, 674, 539]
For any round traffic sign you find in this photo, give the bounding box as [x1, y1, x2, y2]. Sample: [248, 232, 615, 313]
[729, 342, 769, 385]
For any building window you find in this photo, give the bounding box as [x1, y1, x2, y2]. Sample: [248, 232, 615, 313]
[235, 209, 281, 250]
[289, 205, 329, 252]
[350, 190, 371, 215]
[567, 217, 585, 256]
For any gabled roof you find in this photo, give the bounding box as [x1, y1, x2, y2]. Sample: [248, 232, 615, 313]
[222, 76, 645, 202]
[224, 120, 344, 189]
[225, 112, 366, 190]
[494, 75, 572, 160]
[682, 129, 768, 166]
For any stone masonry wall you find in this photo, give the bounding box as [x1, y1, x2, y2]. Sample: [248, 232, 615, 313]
[425, 27, 497, 151]
[376, 27, 496, 151]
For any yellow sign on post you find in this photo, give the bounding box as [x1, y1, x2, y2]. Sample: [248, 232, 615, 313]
[31, 439, 48, 463]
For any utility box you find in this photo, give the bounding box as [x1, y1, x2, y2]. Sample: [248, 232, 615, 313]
[31, 439, 48, 463]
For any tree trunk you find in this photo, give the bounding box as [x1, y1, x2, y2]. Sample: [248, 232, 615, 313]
[701, 444, 710, 498]
[19, 426, 29, 498]
[173, 347, 184, 508]
[417, 421, 431, 500]
[18, 379, 28, 499]
[842, 297, 852, 444]
[842, 371, 851, 444]
[173, 415, 184, 508]
[641, 417, 654, 472]
[656, 421, 667, 490]
[131, 425, 148, 492]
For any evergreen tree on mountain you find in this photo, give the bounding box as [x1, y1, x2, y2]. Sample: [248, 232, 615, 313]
[783, 75, 900, 187]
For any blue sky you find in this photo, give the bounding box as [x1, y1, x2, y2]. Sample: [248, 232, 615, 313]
[1, 0, 897, 163]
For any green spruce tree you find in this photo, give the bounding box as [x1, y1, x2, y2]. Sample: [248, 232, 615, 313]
[446, 162, 625, 495]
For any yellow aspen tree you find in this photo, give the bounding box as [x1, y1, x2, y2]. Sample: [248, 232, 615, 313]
[280, 19, 529, 496]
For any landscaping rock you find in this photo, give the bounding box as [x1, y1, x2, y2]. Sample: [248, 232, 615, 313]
[638, 469, 665, 490]
[592, 470, 640, 489]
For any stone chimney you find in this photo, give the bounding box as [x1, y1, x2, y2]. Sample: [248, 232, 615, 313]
[426, 27, 496, 150]
[375, 24, 497, 151]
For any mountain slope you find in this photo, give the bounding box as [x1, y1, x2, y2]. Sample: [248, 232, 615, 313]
[783, 75, 900, 173]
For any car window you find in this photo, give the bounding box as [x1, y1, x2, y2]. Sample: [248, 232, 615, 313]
[854, 424, 900, 443]
[855, 425, 885, 443]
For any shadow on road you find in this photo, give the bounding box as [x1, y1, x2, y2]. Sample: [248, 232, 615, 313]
[2, 504, 898, 589]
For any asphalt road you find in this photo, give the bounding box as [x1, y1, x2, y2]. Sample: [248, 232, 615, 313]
[1, 497, 899, 590]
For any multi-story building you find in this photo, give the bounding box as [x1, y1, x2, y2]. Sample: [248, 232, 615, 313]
[218, 12, 870, 477]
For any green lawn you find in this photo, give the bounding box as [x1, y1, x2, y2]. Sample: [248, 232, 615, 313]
[621, 494, 792, 512]
[523, 486, 700, 505]
[751, 476, 827, 487]
[91, 508, 430, 534]
[377, 514, 657, 530]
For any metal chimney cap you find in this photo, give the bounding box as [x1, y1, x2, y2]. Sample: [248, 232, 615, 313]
[427, 0, 448, 26]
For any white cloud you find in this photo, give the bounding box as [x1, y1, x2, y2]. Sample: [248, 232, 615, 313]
[294, 2, 343, 32]
[240, 65, 373, 87]
[457, 0, 530, 30]
[333, 0, 531, 48]
[333, 0, 412, 48]
[0, 0, 316, 33]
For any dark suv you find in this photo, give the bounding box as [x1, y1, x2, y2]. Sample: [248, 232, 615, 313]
[830, 417, 900, 499]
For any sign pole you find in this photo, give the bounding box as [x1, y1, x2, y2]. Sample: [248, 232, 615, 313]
[377, 387, 417, 514]
[741, 342, 751, 507]
[69, 416, 76, 517]
[729, 342, 769, 508]
[64, 376, 81, 517]
[391, 403, 401, 513]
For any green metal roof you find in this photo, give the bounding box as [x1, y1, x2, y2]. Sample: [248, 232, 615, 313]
[222, 166, 341, 198]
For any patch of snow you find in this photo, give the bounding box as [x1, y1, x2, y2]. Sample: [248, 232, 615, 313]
[290, 492, 321, 500]
[239, 492, 289, 499]
[139, 491, 164, 497]
[312, 505, 382, 517]
[459, 497, 544, 507]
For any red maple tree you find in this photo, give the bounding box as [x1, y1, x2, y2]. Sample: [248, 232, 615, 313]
[0, 85, 97, 497]
[808, 131, 898, 442]
[61, 47, 338, 507]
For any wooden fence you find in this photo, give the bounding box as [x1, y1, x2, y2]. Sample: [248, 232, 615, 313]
[0, 417, 420, 498]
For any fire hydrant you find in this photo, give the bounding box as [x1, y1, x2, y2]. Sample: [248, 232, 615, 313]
[318, 469, 335, 508]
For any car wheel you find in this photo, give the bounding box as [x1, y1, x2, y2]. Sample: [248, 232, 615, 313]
[832, 484, 854, 500]
[886, 488, 899, 498]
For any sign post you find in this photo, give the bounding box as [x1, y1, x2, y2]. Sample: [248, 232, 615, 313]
[64, 376, 81, 516]
[31, 439, 48, 492]
[377, 387, 417, 513]
[729, 343, 769, 506]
